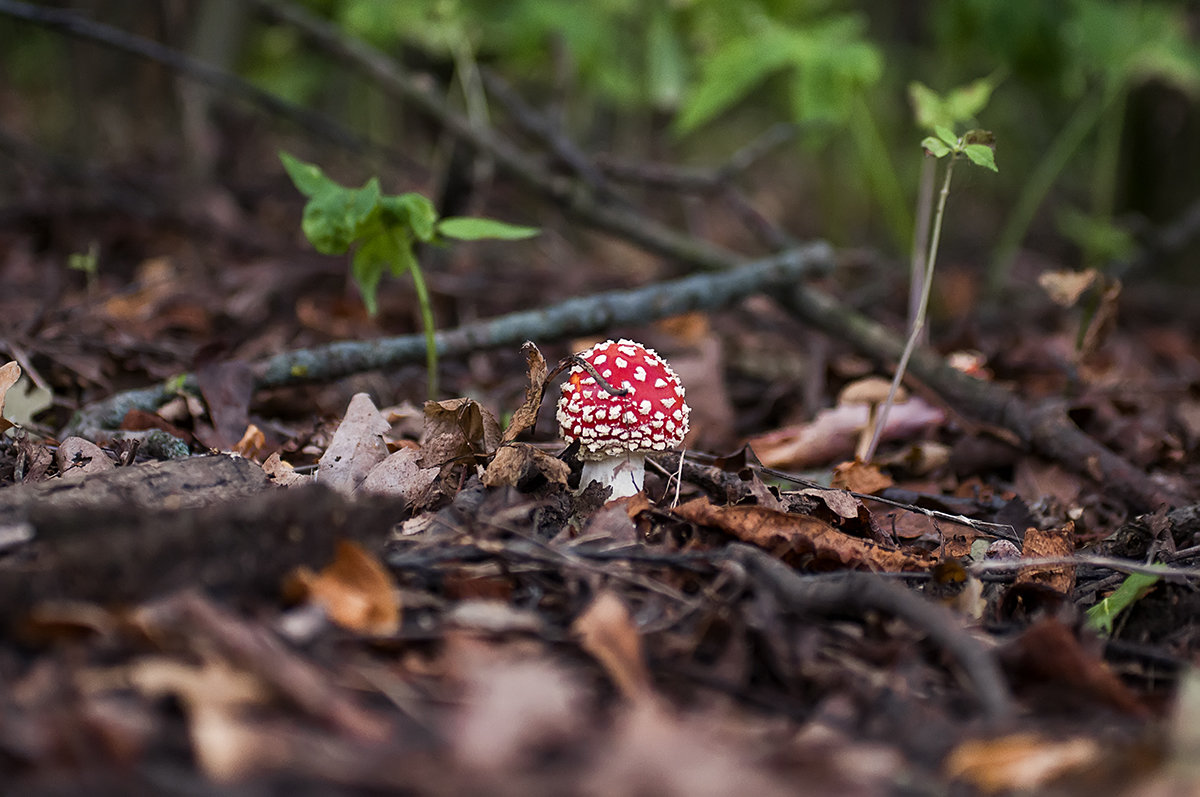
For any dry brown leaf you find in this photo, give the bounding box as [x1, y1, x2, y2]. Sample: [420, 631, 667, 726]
[1015, 523, 1076, 596]
[672, 498, 933, 572]
[56, 436, 115, 479]
[420, 397, 502, 468]
[0, 361, 20, 433]
[572, 590, 653, 702]
[797, 487, 863, 520]
[945, 732, 1101, 793]
[316, 393, 390, 495]
[287, 541, 400, 636]
[502, 341, 548, 443]
[358, 447, 439, 504]
[482, 443, 570, 488]
[831, 459, 893, 494]
[261, 452, 311, 487]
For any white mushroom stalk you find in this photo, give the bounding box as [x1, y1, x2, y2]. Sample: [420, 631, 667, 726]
[557, 339, 690, 500]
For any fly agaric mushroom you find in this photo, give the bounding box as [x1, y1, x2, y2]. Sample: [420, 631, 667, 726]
[557, 339, 690, 499]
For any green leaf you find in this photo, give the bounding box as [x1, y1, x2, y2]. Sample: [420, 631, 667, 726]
[351, 229, 407, 317]
[935, 125, 959, 148]
[943, 76, 998, 123]
[909, 76, 998, 131]
[299, 178, 382, 255]
[437, 217, 540, 241]
[675, 29, 795, 134]
[921, 136, 951, 158]
[388, 193, 438, 242]
[1086, 571, 1161, 635]
[279, 151, 330, 198]
[963, 143, 998, 172]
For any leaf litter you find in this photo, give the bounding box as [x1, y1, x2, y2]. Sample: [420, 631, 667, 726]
[1, 247, 1199, 795]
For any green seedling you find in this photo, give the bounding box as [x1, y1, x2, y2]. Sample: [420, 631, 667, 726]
[68, 242, 100, 294]
[864, 126, 996, 463]
[907, 76, 998, 343]
[1086, 570, 1161, 636]
[280, 152, 538, 398]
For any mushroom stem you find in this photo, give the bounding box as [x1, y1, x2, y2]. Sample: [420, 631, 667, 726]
[580, 453, 646, 500]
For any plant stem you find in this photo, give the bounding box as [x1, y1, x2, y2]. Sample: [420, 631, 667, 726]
[408, 261, 439, 399]
[864, 153, 957, 463]
[908, 154, 936, 344]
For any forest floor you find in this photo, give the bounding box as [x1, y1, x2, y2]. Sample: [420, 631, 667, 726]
[4, 46, 1200, 797]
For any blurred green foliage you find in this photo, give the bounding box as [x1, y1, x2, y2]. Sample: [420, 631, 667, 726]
[4, 0, 1199, 277]
[246, 0, 1200, 274]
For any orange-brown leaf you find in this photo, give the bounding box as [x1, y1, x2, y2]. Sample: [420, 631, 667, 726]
[288, 541, 399, 635]
[672, 498, 932, 572]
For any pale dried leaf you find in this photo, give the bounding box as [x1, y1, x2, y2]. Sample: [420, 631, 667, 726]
[0, 361, 19, 432]
[317, 393, 390, 495]
[56, 436, 115, 479]
[261, 452, 311, 487]
[1038, 268, 1098, 307]
[358, 447, 439, 504]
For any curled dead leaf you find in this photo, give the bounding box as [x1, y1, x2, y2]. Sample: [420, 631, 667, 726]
[420, 397, 502, 468]
[502, 341, 549, 443]
[286, 541, 400, 636]
[573, 591, 653, 702]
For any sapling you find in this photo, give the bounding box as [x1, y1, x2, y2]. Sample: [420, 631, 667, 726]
[863, 126, 996, 463]
[280, 153, 537, 399]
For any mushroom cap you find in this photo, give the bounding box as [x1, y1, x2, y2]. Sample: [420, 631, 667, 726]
[837, 376, 906, 406]
[557, 339, 689, 459]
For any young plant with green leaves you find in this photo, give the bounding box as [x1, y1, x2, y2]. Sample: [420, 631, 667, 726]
[863, 125, 996, 463]
[280, 152, 537, 398]
[907, 76, 998, 342]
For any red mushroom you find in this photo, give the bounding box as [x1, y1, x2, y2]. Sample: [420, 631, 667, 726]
[556, 338, 690, 499]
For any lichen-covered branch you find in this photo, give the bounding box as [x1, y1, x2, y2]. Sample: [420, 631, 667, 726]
[65, 244, 834, 435]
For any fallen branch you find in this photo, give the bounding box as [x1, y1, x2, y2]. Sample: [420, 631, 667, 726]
[0, 0, 373, 157]
[65, 244, 834, 435]
[779, 285, 1189, 513]
[727, 542, 1014, 723]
